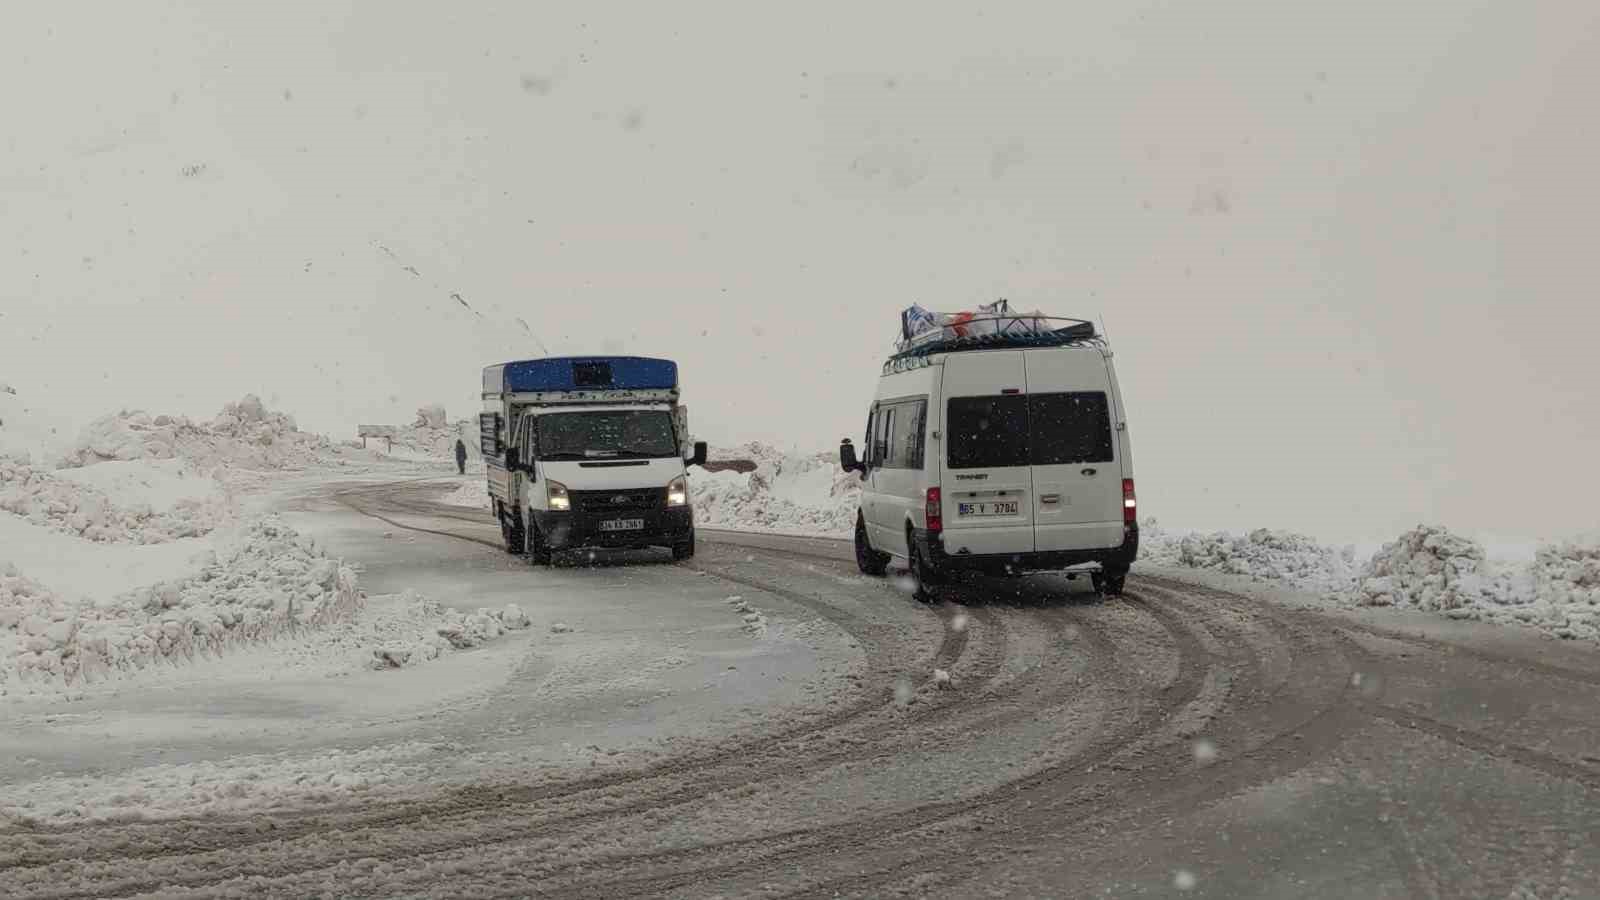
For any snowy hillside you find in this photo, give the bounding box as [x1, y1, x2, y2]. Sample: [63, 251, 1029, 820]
[0, 394, 519, 701]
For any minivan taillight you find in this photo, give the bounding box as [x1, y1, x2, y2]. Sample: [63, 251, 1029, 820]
[1122, 478, 1136, 524]
[926, 487, 942, 534]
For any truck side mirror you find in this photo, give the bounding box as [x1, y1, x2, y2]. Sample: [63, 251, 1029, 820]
[839, 439, 860, 473]
[689, 441, 708, 467]
[504, 446, 520, 471]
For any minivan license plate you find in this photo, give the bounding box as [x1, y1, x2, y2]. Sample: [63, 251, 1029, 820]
[958, 501, 1018, 518]
[599, 518, 645, 532]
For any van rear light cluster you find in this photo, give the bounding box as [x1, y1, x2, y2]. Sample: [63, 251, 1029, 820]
[1123, 478, 1137, 524]
[926, 487, 943, 533]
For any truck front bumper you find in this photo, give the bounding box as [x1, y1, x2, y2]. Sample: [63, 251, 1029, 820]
[531, 507, 694, 551]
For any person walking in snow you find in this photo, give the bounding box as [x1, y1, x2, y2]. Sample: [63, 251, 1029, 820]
[454, 438, 468, 475]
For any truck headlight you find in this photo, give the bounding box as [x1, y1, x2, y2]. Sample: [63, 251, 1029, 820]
[666, 475, 688, 507]
[547, 480, 571, 511]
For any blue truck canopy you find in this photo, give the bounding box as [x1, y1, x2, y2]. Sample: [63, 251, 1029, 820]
[482, 356, 678, 396]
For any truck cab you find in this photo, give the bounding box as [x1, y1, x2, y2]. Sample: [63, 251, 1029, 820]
[482, 356, 707, 565]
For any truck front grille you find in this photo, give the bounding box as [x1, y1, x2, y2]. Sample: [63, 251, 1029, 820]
[571, 489, 664, 514]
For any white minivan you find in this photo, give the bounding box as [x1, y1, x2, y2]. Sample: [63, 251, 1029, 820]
[840, 319, 1138, 597]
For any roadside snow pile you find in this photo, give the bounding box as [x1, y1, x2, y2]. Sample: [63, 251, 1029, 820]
[0, 457, 228, 544]
[0, 517, 361, 697]
[1531, 538, 1600, 641]
[692, 442, 860, 537]
[1140, 520, 1358, 593]
[1535, 538, 1600, 608]
[64, 394, 339, 471]
[368, 592, 530, 668]
[1342, 526, 1600, 641]
[1347, 526, 1515, 611]
[438, 480, 489, 509]
[1138, 519, 1600, 643]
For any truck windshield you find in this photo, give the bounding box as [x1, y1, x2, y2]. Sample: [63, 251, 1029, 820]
[535, 410, 679, 460]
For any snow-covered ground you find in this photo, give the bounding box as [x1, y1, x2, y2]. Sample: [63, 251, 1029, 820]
[6, 387, 1598, 845]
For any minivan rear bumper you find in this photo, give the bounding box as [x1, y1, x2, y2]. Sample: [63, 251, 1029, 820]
[916, 524, 1138, 575]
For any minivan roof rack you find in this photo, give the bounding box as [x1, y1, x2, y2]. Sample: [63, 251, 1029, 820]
[886, 315, 1102, 365]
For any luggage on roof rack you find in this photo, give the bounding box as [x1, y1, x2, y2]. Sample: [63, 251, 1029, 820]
[888, 301, 1100, 368]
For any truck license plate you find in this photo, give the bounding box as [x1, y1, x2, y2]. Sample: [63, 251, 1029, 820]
[958, 501, 1018, 518]
[599, 518, 645, 532]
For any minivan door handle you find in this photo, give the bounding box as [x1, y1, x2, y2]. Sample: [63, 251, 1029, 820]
[1080, 468, 1097, 476]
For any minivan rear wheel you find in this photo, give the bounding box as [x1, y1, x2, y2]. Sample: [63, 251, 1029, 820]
[855, 517, 889, 576]
[1092, 568, 1127, 597]
[908, 528, 942, 603]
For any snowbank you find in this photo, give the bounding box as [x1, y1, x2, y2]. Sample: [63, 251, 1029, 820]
[1140, 521, 1358, 595]
[1, 457, 228, 544]
[1339, 526, 1600, 642]
[692, 442, 860, 537]
[0, 517, 361, 698]
[64, 394, 341, 471]
[1346, 525, 1514, 610]
[1145, 520, 1600, 644]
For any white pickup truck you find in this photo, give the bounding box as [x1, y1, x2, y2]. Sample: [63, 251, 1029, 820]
[481, 356, 707, 565]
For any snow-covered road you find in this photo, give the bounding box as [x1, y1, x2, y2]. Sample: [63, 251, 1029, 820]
[3, 477, 1600, 898]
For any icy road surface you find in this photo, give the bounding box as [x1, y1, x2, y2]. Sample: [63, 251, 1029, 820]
[3, 476, 1599, 899]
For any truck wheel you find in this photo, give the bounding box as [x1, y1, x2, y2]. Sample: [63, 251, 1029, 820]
[855, 516, 889, 576]
[499, 504, 525, 555]
[525, 518, 553, 567]
[672, 530, 696, 561]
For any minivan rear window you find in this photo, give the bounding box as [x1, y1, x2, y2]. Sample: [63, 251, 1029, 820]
[1029, 393, 1114, 465]
[947, 396, 1029, 469]
[946, 392, 1115, 469]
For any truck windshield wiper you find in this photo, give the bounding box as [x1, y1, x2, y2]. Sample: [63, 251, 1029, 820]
[615, 446, 672, 457]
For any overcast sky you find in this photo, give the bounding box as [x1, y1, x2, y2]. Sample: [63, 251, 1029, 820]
[3, 1, 1597, 543]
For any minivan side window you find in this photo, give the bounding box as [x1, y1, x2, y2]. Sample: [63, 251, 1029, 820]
[947, 396, 1029, 469]
[1029, 393, 1114, 465]
[863, 409, 876, 466]
[889, 399, 927, 470]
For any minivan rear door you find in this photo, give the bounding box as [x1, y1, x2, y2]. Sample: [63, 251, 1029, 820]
[940, 352, 1035, 556]
[1023, 349, 1124, 552]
